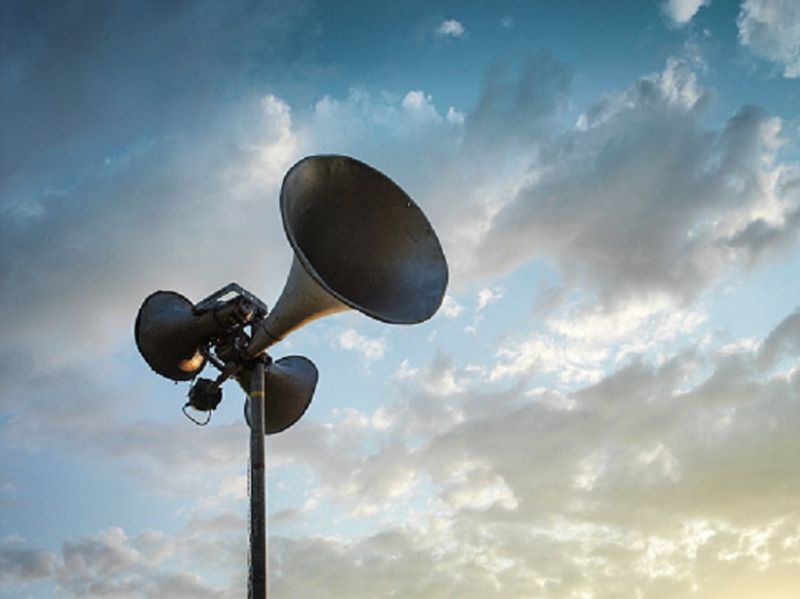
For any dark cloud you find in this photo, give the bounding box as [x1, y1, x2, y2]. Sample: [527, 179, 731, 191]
[724, 198, 800, 267]
[0, 0, 309, 197]
[62, 528, 139, 580]
[0, 1, 321, 372]
[1, 522, 244, 598]
[0, 546, 57, 583]
[464, 52, 571, 146]
[474, 61, 800, 305]
[758, 306, 800, 368]
[0, 91, 297, 367]
[0, 350, 249, 495]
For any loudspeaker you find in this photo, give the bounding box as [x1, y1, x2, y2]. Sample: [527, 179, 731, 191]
[134, 155, 448, 435]
[242, 356, 318, 434]
[134, 291, 210, 381]
[135, 288, 257, 382]
[248, 155, 448, 354]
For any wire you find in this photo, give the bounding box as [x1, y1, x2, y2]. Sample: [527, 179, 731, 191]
[182, 403, 212, 426]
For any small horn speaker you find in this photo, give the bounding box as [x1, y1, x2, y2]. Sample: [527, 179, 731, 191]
[134, 291, 209, 381]
[249, 155, 448, 354]
[243, 356, 319, 434]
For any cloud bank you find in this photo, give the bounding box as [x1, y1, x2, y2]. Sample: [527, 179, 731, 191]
[2, 3, 800, 597]
[738, 0, 800, 78]
[9, 303, 800, 596]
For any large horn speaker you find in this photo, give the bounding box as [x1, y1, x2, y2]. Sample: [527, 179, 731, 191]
[242, 356, 319, 434]
[249, 155, 448, 354]
[136, 288, 258, 382]
[134, 291, 209, 381]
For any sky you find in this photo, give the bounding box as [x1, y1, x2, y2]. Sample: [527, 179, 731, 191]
[1, 0, 800, 597]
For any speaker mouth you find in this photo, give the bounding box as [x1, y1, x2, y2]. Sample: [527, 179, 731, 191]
[280, 155, 448, 325]
[242, 355, 318, 434]
[134, 291, 207, 381]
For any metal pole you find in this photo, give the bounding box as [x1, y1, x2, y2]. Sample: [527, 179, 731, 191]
[249, 358, 267, 599]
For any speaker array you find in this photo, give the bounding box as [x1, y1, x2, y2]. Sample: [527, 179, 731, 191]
[135, 155, 448, 433]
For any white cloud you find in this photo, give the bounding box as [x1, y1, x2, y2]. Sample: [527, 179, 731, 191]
[436, 19, 465, 37]
[401, 90, 430, 111]
[443, 475, 518, 511]
[247, 94, 300, 185]
[309, 86, 459, 155]
[1, 522, 244, 597]
[334, 328, 387, 361]
[476, 58, 800, 306]
[719, 336, 760, 355]
[7, 302, 793, 597]
[0, 91, 302, 370]
[575, 57, 705, 127]
[217, 475, 248, 501]
[287, 55, 572, 291]
[490, 331, 609, 385]
[370, 406, 395, 431]
[440, 294, 464, 318]
[477, 287, 504, 311]
[4, 21, 800, 596]
[635, 442, 682, 483]
[489, 295, 706, 386]
[424, 364, 464, 397]
[662, 0, 711, 26]
[401, 90, 443, 125]
[446, 105, 465, 124]
[547, 296, 707, 359]
[393, 359, 419, 380]
[738, 0, 800, 78]
[296, 55, 799, 312]
[0, 357, 250, 495]
[264, 312, 800, 596]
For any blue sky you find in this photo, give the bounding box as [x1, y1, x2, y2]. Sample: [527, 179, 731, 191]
[2, 1, 800, 597]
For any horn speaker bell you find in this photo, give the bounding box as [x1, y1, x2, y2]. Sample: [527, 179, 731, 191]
[243, 356, 319, 434]
[134, 291, 208, 381]
[249, 155, 448, 354]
